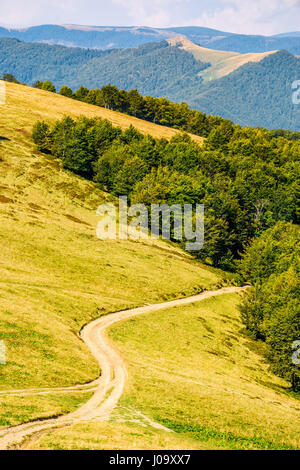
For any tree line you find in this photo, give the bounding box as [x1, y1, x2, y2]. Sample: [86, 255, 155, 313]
[35, 80, 223, 138]
[35, 79, 300, 141]
[239, 222, 299, 391]
[2, 73, 300, 141]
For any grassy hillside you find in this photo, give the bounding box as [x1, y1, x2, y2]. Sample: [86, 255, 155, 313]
[26, 293, 300, 450]
[168, 37, 276, 82]
[0, 81, 203, 143]
[0, 83, 218, 426]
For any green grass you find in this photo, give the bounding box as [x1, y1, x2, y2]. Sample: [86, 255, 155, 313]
[108, 293, 299, 450]
[0, 82, 221, 427]
[0, 392, 93, 428]
[160, 421, 296, 450]
[23, 420, 210, 450]
[29, 293, 300, 450]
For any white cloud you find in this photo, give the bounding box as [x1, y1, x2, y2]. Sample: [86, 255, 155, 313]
[191, 0, 300, 35]
[112, 0, 190, 27]
[0, 0, 189, 28]
[0, 0, 79, 26]
[0, 0, 298, 34]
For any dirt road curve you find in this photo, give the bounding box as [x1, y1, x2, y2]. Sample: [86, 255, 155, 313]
[0, 286, 246, 450]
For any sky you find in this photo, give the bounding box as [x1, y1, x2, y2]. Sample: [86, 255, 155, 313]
[0, 0, 299, 35]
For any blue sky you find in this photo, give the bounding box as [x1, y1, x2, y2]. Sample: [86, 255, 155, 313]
[0, 0, 299, 35]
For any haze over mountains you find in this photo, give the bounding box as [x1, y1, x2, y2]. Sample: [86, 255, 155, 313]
[0, 25, 299, 131]
[1, 24, 300, 54]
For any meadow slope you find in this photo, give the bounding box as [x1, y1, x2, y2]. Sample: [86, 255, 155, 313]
[0, 81, 204, 143]
[0, 82, 217, 427]
[168, 37, 277, 82]
[0, 288, 243, 450]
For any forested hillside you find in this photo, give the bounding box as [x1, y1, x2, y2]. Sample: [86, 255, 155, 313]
[1, 37, 300, 130]
[32, 112, 300, 270]
[0, 38, 105, 85]
[187, 50, 300, 131]
[32, 94, 300, 390]
[0, 38, 207, 97]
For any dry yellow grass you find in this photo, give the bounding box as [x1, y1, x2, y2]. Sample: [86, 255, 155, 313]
[168, 37, 277, 82]
[23, 420, 212, 450]
[1, 81, 204, 144]
[0, 392, 93, 428]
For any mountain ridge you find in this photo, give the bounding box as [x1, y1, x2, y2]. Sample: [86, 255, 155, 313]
[167, 37, 278, 81]
[0, 24, 299, 54]
[187, 49, 300, 130]
[0, 36, 299, 131]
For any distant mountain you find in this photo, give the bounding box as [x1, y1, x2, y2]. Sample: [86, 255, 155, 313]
[0, 24, 300, 55]
[203, 34, 300, 55]
[167, 37, 277, 82]
[186, 50, 300, 131]
[0, 25, 174, 50]
[0, 38, 208, 97]
[0, 37, 299, 131]
[274, 32, 300, 38]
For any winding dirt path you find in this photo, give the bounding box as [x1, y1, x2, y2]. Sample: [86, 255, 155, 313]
[0, 286, 246, 450]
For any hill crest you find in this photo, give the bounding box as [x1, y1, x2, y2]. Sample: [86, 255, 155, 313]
[168, 36, 278, 81]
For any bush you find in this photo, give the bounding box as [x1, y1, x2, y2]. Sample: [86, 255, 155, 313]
[32, 121, 51, 154]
